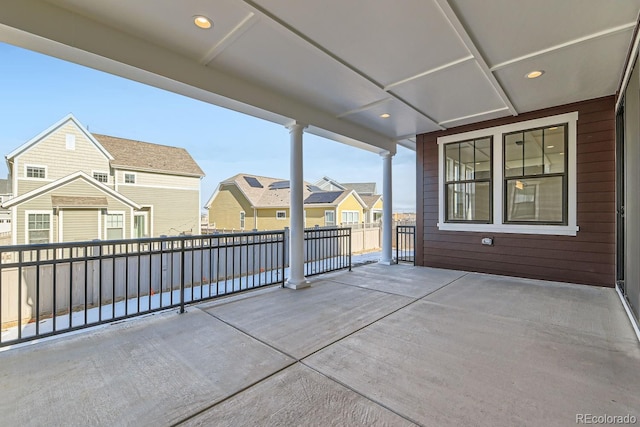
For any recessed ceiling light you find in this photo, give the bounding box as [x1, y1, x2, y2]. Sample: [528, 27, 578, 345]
[547, 145, 554, 149]
[380, 113, 390, 119]
[548, 126, 558, 130]
[194, 15, 212, 29]
[525, 70, 544, 79]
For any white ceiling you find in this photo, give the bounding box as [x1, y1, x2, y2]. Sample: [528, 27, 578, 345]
[0, 0, 638, 154]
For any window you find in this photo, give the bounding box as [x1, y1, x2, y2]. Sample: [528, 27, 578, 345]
[504, 124, 567, 224]
[106, 213, 124, 240]
[65, 134, 75, 150]
[373, 211, 383, 222]
[28, 213, 50, 244]
[240, 211, 245, 229]
[124, 173, 136, 184]
[93, 172, 109, 183]
[437, 111, 578, 236]
[444, 137, 492, 223]
[276, 211, 286, 220]
[26, 165, 46, 179]
[325, 210, 335, 226]
[341, 211, 359, 224]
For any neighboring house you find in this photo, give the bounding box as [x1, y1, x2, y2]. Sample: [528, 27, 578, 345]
[2, 114, 204, 245]
[315, 176, 382, 223]
[204, 173, 367, 230]
[0, 179, 12, 233]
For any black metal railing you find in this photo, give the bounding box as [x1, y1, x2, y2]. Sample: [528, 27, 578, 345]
[303, 227, 352, 276]
[396, 225, 415, 265]
[0, 231, 285, 347]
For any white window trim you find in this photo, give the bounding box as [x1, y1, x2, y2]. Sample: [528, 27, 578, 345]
[276, 210, 287, 220]
[24, 210, 53, 244]
[24, 164, 47, 180]
[92, 170, 110, 184]
[437, 111, 579, 236]
[324, 210, 335, 225]
[105, 211, 125, 240]
[341, 210, 360, 224]
[123, 172, 136, 184]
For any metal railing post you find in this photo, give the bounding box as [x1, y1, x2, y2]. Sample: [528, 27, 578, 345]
[348, 228, 352, 271]
[179, 240, 185, 314]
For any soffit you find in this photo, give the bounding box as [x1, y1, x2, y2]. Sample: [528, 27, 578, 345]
[0, 0, 638, 152]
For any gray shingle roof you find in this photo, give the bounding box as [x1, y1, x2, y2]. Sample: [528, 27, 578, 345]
[225, 174, 349, 208]
[342, 182, 377, 195]
[94, 134, 204, 177]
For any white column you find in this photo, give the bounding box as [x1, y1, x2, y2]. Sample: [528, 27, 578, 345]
[379, 150, 394, 265]
[285, 122, 309, 289]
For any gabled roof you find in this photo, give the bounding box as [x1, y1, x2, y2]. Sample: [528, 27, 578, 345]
[342, 182, 377, 195]
[207, 173, 362, 209]
[93, 134, 204, 177]
[360, 194, 383, 209]
[1, 171, 141, 209]
[314, 176, 346, 192]
[5, 114, 113, 161]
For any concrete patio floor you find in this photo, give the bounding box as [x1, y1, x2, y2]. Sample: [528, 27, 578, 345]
[1, 264, 638, 426]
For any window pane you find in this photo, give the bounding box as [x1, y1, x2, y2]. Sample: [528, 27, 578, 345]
[504, 133, 523, 177]
[445, 144, 459, 181]
[459, 142, 475, 180]
[474, 138, 491, 180]
[524, 129, 543, 175]
[447, 182, 490, 222]
[29, 230, 49, 244]
[543, 126, 566, 174]
[506, 177, 564, 223]
[106, 228, 123, 240]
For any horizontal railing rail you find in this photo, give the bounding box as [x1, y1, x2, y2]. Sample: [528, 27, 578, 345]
[396, 225, 416, 265]
[303, 227, 351, 277]
[0, 231, 285, 347]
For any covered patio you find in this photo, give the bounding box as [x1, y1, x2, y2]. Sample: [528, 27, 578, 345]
[2, 263, 638, 426]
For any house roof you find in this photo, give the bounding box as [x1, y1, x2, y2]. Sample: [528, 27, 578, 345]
[360, 195, 382, 209]
[93, 134, 205, 177]
[5, 114, 113, 161]
[207, 173, 365, 209]
[1, 171, 141, 210]
[342, 182, 377, 195]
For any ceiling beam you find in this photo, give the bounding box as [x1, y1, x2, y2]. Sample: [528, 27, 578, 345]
[433, 0, 518, 117]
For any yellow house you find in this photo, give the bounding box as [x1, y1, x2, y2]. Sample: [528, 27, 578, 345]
[204, 174, 369, 231]
[314, 176, 383, 224]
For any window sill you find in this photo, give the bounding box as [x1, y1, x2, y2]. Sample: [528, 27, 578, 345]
[437, 222, 579, 236]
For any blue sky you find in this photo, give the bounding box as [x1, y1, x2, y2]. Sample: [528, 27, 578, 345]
[0, 42, 416, 211]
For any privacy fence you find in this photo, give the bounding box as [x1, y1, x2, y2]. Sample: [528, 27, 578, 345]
[0, 228, 351, 347]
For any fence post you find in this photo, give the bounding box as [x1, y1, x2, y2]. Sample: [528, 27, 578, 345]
[348, 228, 352, 272]
[281, 231, 286, 287]
[179, 240, 185, 314]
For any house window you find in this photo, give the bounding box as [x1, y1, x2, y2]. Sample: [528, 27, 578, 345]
[373, 211, 383, 222]
[504, 124, 567, 224]
[26, 165, 46, 179]
[341, 211, 359, 224]
[28, 213, 50, 244]
[65, 134, 76, 150]
[124, 173, 136, 184]
[93, 172, 109, 183]
[106, 213, 124, 240]
[240, 211, 245, 229]
[444, 137, 492, 223]
[276, 211, 286, 220]
[437, 111, 578, 236]
[325, 210, 335, 226]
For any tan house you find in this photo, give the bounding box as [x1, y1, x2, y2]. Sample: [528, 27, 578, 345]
[2, 114, 204, 245]
[315, 176, 383, 223]
[204, 173, 367, 231]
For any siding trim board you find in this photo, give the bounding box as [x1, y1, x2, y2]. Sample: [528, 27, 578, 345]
[418, 96, 616, 286]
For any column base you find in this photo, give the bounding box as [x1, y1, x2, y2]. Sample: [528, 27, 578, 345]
[378, 259, 394, 266]
[285, 278, 311, 289]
